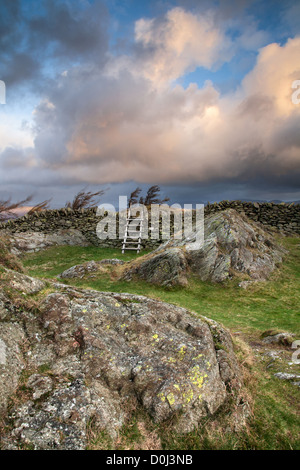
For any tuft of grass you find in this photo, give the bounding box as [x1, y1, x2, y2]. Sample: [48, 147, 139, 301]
[0, 235, 24, 272]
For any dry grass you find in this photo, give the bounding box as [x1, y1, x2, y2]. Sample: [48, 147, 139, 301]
[0, 235, 24, 272]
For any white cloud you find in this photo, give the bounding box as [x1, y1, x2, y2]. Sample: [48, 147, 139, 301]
[1, 7, 300, 195]
[105, 7, 233, 88]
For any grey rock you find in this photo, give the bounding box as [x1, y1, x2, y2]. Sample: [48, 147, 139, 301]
[122, 209, 286, 285]
[1, 269, 45, 294]
[0, 323, 26, 413]
[59, 260, 100, 279]
[9, 229, 90, 255]
[99, 258, 124, 265]
[274, 372, 300, 381]
[27, 374, 53, 400]
[123, 248, 188, 286]
[1, 284, 243, 449]
[262, 332, 295, 346]
[8, 379, 124, 450]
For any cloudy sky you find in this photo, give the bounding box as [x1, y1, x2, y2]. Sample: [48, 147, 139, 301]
[0, 0, 300, 208]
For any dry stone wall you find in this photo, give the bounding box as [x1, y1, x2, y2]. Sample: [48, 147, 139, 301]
[0, 201, 299, 250]
[205, 201, 300, 234]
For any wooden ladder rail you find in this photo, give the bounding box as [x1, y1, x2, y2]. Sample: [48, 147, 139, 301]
[121, 206, 144, 254]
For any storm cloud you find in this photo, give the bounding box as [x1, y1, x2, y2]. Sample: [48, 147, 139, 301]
[28, 27, 300, 189]
[0, 0, 108, 90]
[0, 1, 300, 205]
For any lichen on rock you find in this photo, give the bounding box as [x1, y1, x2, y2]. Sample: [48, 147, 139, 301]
[0, 281, 244, 449]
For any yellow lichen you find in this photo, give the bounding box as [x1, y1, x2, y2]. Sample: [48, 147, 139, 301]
[167, 392, 175, 406]
[167, 357, 177, 364]
[182, 389, 193, 404]
[152, 334, 159, 342]
[192, 353, 203, 361]
[188, 366, 208, 389]
[177, 345, 187, 360]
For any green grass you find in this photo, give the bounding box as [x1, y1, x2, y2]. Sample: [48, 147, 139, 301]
[23, 237, 300, 336]
[22, 245, 152, 278]
[21, 237, 300, 450]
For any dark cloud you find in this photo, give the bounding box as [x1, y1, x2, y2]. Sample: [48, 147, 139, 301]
[1, 53, 40, 86]
[0, 0, 109, 91]
[1, 1, 300, 207]
[28, 0, 108, 59]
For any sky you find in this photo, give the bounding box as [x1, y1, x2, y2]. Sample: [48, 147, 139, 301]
[0, 0, 300, 208]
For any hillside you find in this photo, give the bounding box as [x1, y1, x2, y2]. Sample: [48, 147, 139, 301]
[0, 207, 299, 449]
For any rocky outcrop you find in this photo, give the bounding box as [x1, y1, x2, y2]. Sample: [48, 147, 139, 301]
[58, 259, 125, 280]
[123, 248, 188, 287]
[58, 260, 101, 279]
[7, 229, 90, 255]
[262, 331, 295, 347]
[0, 269, 243, 450]
[2, 269, 45, 294]
[122, 209, 286, 285]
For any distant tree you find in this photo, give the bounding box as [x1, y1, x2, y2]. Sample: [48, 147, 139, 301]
[0, 194, 33, 221]
[65, 188, 106, 210]
[128, 187, 142, 207]
[140, 185, 170, 206]
[27, 199, 52, 215]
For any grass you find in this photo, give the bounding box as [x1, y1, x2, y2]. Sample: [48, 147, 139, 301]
[22, 245, 152, 278]
[23, 238, 300, 336]
[21, 236, 300, 450]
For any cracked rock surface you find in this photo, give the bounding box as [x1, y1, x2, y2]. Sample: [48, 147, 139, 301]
[122, 209, 286, 285]
[0, 270, 242, 449]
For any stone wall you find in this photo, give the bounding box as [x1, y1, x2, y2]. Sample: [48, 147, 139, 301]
[204, 200, 300, 234]
[0, 201, 299, 249]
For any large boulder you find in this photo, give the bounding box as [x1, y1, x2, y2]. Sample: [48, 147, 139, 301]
[123, 248, 188, 287]
[1, 268, 45, 295]
[122, 209, 286, 285]
[0, 281, 243, 449]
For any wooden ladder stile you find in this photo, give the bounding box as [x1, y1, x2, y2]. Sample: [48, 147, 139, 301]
[121, 205, 144, 254]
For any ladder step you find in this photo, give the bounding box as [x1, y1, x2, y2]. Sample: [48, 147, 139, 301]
[123, 247, 141, 250]
[122, 210, 144, 253]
